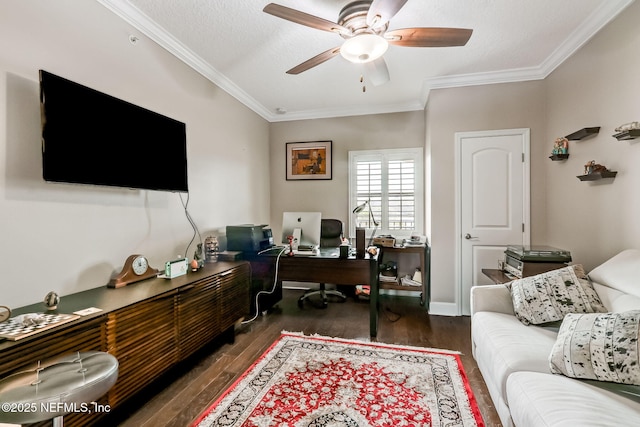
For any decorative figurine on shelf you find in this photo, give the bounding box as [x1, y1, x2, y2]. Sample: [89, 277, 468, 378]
[552, 137, 569, 155]
[584, 160, 609, 175]
[615, 121, 640, 132]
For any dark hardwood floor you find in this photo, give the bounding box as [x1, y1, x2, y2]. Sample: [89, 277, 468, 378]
[101, 288, 501, 427]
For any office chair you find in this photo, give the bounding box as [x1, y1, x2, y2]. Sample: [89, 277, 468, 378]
[298, 218, 348, 308]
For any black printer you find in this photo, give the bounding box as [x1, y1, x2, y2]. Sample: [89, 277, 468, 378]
[226, 224, 274, 252]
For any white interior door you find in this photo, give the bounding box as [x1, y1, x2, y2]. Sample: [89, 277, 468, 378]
[456, 129, 530, 315]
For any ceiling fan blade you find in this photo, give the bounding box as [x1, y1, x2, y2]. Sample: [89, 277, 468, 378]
[286, 47, 342, 75]
[367, 0, 409, 28]
[365, 57, 390, 86]
[264, 3, 351, 35]
[386, 28, 473, 47]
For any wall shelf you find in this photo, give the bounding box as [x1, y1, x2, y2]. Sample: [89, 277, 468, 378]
[565, 127, 600, 140]
[613, 129, 640, 141]
[577, 171, 617, 181]
[549, 154, 569, 161]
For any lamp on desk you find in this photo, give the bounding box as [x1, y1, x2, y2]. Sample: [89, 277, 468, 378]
[353, 200, 379, 247]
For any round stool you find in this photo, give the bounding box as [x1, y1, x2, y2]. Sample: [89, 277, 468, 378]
[0, 351, 118, 427]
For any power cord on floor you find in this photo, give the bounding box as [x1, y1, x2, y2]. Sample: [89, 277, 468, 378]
[241, 246, 287, 324]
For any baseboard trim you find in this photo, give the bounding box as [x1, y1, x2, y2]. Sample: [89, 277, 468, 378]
[428, 302, 460, 316]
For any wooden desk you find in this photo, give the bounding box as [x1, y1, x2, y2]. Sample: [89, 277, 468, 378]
[248, 247, 381, 336]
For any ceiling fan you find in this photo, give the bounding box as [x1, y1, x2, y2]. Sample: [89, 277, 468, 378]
[263, 0, 472, 86]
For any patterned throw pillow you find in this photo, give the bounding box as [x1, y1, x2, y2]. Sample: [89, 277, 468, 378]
[549, 310, 640, 385]
[509, 265, 607, 325]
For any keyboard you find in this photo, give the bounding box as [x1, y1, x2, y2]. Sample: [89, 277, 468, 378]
[288, 247, 319, 256]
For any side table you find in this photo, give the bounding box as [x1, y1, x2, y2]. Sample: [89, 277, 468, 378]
[379, 244, 430, 310]
[481, 268, 516, 284]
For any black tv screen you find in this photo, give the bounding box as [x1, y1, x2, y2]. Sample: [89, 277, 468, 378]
[39, 70, 188, 192]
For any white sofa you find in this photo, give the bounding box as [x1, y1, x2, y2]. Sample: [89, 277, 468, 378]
[471, 249, 640, 427]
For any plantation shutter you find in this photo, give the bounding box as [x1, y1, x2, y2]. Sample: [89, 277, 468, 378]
[388, 159, 416, 230]
[349, 148, 423, 237]
[354, 159, 382, 229]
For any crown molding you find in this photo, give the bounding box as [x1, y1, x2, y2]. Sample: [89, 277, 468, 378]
[268, 100, 425, 122]
[96, 0, 273, 121]
[98, 0, 634, 123]
[421, 0, 634, 106]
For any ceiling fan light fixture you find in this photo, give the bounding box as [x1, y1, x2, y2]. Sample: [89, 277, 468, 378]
[340, 34, 388, 63]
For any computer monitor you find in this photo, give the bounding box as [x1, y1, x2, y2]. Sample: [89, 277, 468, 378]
[281, 212, 322, 249]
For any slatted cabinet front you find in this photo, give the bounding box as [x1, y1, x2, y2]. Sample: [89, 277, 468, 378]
[0, 262, 250, 426]
[105, 290, 179, 407]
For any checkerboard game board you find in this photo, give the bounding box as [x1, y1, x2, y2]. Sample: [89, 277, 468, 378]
[0, 313, 80, 341]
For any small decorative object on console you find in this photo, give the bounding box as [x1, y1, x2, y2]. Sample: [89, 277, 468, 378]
[44, 291, 60, 310]
[108, 254, 159, 288]
[204, 236, 219, 262]
[165, 257, 188, 279]
[191, 243, 204, 271]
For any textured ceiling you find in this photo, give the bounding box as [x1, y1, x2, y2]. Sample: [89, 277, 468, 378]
[97, 0, 634, 122]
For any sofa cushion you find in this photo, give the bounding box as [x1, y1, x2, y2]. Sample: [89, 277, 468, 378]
[472, 311, 558, 400]
[592, 282, 640, 313]
[509, 265, 606, 325]
[549, 310, 640, 385]
[588, 249, 640, 299]
[506, 371, 640, 427]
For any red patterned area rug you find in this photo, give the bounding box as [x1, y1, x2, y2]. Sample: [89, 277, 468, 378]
[192, 332, 484, 427]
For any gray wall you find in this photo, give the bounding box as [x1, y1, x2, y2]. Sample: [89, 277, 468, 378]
[0, 1, 270, 308]
[269, 111, 426, 241]
[544, 2, 640, 269]
[425, 81, 548, 313]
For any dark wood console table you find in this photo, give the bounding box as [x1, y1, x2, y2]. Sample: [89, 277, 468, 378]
[0, 262, 250, 426]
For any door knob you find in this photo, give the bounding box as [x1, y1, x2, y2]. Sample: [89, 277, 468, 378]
[464, 233, 477, 240]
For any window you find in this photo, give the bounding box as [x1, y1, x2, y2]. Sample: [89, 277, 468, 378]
[349, 148, 424, 238]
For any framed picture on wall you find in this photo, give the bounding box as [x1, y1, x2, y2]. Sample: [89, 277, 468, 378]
[286, 141, 332, 180]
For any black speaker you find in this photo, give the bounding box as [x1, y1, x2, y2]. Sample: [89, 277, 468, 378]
[355, 227, 365, 259]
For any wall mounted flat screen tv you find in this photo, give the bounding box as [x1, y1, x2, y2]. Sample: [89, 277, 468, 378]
[39, 70, 188, 192]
